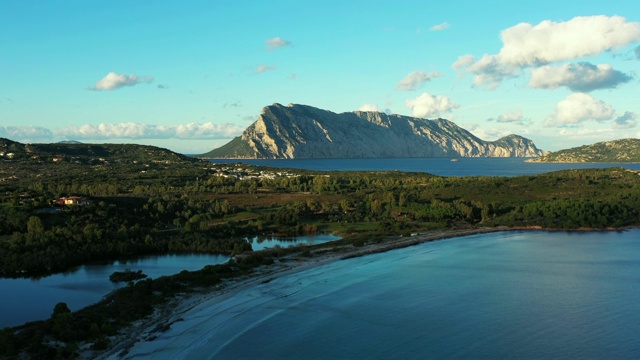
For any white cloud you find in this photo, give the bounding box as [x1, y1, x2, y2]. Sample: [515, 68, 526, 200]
[54, 122, 245, 140]
[265, 37, 291, 51]
[405, 92, 458, 118]
[614, 112, 639, 129]
[465, 123, 514, 141]
[488, 110, 530, 126]
[357, 104, 381, 112]
[0, 126, 53, 140]
[256, 65, 276, 74]
[545, 93, 615, 127]
[530, 62, 632, 92]
[396, 71, 444, 91]
[455, 16, 640, 88]
[88, 72, 154, 91]
[430, 22, 450, 31]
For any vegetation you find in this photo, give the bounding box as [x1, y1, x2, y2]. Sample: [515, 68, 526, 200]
[2, 138, 640, 358]
[530, 138, 640, 163]
[109, 269, 147, 283]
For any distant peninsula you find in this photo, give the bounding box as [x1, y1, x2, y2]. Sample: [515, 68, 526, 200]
[0, 137, 197, 164]
[201, 103, 544, 159]
[528, 138, 640, 163]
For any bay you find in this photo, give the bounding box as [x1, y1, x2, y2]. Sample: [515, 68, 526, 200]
[120, 230, 640, 360]
[209, 157, 640, 176]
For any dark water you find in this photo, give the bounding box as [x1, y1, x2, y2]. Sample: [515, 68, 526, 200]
[209, 157, 640, 176]
[0, 254, 229, 328]
[0, 234, 342, 328]
[125, 230, 640, 359]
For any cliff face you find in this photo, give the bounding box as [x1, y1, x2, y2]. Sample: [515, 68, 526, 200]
[203, 103, 544, 159]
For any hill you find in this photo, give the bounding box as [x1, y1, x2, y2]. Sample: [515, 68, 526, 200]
[200, 103, 544, 159]
[0, 138, 198, 164]
[528, 138, 640, 163]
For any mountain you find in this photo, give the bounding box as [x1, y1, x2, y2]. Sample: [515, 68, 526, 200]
[528, 138, 640, 163]
[0, 138, 198, 164]
[201, 103, 544, 159]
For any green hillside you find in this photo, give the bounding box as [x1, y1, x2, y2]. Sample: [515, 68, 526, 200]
[529, 138, 640, 163]
[0, 138, 198, 164]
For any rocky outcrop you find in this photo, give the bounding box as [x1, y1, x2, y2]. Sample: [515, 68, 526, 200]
[202, 103, 544, 159]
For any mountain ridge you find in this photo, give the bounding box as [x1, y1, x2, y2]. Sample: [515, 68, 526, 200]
[202, 103, 544, 159]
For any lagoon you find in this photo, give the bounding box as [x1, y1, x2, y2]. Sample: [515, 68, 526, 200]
[120, 230, 640, 359]
[0, 234, 343, 328]
[0, 254, 229, 328]
[247, 234, 341, 251]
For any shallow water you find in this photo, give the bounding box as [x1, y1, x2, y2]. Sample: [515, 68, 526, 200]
[0, 254, 229, 328]
[120, 230, 640, 360]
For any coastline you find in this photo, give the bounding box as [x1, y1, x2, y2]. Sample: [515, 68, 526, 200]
[88, 225, 634, 359]
[88, 228, 495, 359]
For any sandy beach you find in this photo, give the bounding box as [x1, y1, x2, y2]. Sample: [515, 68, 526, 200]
[87, 227, 508, 359]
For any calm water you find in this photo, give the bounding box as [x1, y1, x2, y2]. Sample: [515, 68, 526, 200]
[247, 234, 341, 251]
[123, 230, 640, 360]
[209, 157, 640, 176]
[0, 254, 229, 328]
[0, 235, 342, 328]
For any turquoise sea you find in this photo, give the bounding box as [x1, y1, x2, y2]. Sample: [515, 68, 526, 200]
[122, 230, 640, 359]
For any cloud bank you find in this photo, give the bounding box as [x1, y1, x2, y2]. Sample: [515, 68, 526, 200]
[406, 92, 458, 118]
[0, 126, 53, 140]
[54, 122, 245, 140]
[88, 72, 154, 91]
[454, 15, 640, 88]
[396, 71, 444, 91]
[530, 62, 632, 92]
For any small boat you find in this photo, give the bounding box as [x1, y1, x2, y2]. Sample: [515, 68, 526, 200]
[450, 158, 458, 162]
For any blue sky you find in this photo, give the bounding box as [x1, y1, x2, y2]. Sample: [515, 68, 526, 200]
[1, 1, 639, 154]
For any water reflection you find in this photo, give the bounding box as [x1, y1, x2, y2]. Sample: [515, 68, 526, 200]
[0, 253, 229, 328]
[246, 234, 341, 251]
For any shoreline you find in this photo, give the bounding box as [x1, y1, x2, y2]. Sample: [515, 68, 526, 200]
[88, 226, 633, 359]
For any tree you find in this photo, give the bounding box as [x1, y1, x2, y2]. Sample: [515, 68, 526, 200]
[27, 216, 44, 235]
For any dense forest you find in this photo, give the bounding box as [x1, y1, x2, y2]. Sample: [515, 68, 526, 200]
[2, 148, 640, 276]
[3, 140, 640, 358]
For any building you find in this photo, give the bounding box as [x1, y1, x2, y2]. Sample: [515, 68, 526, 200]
[55, 196, 90, 206]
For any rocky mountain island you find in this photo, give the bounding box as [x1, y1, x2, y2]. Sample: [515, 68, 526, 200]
[202, 103, 543, 159]
[528, 138, 640, 163]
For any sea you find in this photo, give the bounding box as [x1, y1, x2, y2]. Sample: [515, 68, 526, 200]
[120, 230, 640, 360]
[208, 157, 640, 176]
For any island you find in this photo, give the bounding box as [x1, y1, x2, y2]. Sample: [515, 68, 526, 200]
[200, 103, 543, 159]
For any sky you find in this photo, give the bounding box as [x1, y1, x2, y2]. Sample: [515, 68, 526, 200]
[1, 1, 639, 154]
